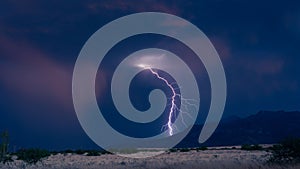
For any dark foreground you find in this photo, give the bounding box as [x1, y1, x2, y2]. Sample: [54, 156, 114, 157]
[1, 149, 300, 169]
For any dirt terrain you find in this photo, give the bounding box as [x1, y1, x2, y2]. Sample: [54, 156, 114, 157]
[1, 149, 300, 169]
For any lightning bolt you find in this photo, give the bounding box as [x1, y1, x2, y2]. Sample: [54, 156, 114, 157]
[147, 67, 176, 136]
[137, 64, 197, 136]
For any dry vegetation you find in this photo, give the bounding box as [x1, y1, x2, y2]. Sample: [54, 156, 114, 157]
[1, 130, 300, 169]
[0, 148, 299, 169]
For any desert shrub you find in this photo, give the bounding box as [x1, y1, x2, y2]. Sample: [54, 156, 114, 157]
[241, 144, 251, 150]
[100, 150, 112, 155]
[169, 148, 178, 153]
[196, 146, 208, 151]
[179, 148, 190, 152]
[63, 149, 74, 154]
[50, 151, 59, 155]
[74, 149, 85, 155]
[269, 138, 300, 164]
[16, 148, 50, 164]
[86, 150, 100, 156]
[241, 144, 263, 151]
[0, 155, 13, 164]
[0, 131, 10, 163]
[0, 131, 9, 161]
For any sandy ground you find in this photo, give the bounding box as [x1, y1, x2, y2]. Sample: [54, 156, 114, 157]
[1, 150, 299, 169]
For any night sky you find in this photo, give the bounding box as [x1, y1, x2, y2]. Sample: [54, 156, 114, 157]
[0, 0, 300, 150]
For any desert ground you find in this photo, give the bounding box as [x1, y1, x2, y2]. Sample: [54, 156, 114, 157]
[1, 148, 299, 169]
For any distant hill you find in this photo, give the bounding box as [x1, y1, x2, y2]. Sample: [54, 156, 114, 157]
[177, 111, 300, 147]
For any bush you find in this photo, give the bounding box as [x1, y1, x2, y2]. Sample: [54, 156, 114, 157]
[50, 151, 59, 155]
[86, 150, 100, 156]
[196, 146, 208, 151]
[169, 148, 178, 153]
[74, 149, 85, 155]
[269, 138, 300, 164]
[0, 155, 13, 164]
[0, 131, 9, 161]
[0, 131, 10, 163]
[178, 148, 191, 152]
[16, 148, 50, 164]
[63, 149, 74, 154]
[241, 144, 263, 151]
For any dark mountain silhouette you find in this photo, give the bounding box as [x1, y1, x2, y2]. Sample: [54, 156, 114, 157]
[177, 110, 300, 147]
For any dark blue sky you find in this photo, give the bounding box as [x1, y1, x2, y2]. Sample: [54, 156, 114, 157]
[0, 0, 299, 150]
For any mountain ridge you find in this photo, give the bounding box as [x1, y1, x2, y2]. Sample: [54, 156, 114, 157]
[177, 110, 300, 147]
